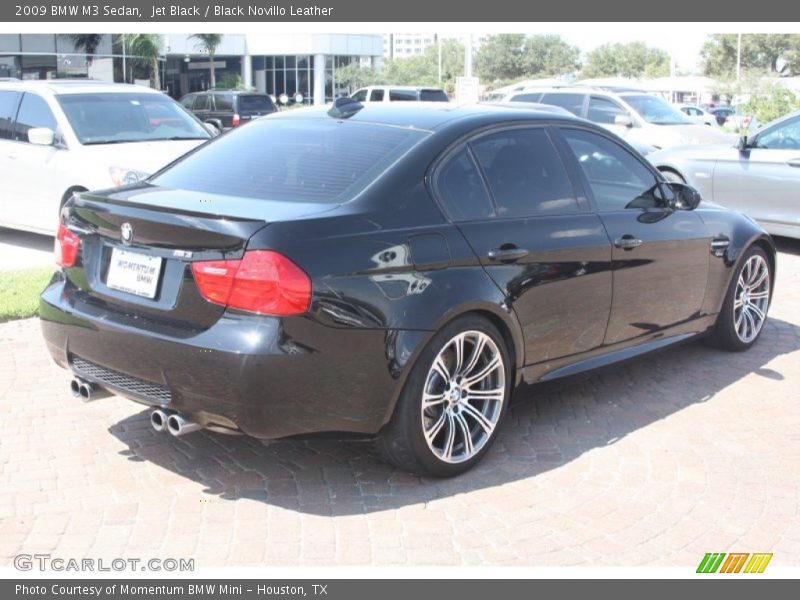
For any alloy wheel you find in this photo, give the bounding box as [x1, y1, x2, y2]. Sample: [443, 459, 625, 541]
[420, 331, 505, 464]
[734, 254, 770, 343]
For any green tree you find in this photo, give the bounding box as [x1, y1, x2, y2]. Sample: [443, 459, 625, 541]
[381, 39, 465, 93]
[335, 62, 379, 94]
[474, 34, 526, 82]
[581, 42, 670, 79]
[522, 35, 580, 78]
[702, 34, 800, 77]
[742, 85, 800, 124]
[123, 34, 163, 90]
[189, 34, 224, 88]
[65, 34, 103, 66]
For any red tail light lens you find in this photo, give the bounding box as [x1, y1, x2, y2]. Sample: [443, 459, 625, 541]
[192, 250, 311, 316]
[232, 113, 241, 127]
[55, 223, 81, 267]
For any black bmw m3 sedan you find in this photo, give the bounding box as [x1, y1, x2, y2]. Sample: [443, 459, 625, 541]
[41, 100, 776, 476]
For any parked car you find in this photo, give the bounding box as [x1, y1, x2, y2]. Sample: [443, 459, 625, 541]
[350, 86, 449, 103]
[0, 80, 212, 235]
[505, 86, 734, 149]
[676, 104, 717, 126]
[180, 90, 278, 133]
[649, 109, 800, 239]
[41, 101, 775, 477]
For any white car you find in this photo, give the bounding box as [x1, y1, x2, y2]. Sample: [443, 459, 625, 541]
[676, 104, 717, 127]
[0, 80, 212, 235]
[350, 86, 449, 103]
[502, 86, 735, 150]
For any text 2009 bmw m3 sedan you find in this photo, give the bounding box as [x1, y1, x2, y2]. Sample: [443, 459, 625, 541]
[40, 100, 776, 477]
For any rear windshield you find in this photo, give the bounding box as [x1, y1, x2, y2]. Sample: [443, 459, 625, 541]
[420, 89, 449, 102]
[150, 118, 428, 203]
[57, 93, 211, 144]
[238, 94, 276, 112]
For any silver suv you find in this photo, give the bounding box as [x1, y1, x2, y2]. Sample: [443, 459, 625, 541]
[501, 86, 734, 149]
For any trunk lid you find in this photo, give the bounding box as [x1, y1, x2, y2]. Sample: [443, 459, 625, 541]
[63, 184, 336, 330]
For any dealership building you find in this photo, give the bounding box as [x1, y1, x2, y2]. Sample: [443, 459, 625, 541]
[0, 33, 383, 104]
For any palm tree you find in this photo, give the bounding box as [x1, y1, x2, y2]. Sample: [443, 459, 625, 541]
[123, 34, 163, 90]
[66, 34, 103, 66]
[189, 34, 224, 88]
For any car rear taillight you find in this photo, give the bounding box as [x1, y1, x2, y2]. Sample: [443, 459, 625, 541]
[232, 113, 241, 127]
[55, 223, 81, 267]
[192, 250, 311, 316]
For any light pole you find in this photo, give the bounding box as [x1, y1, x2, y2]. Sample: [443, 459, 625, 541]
[736, 33, 742, 82]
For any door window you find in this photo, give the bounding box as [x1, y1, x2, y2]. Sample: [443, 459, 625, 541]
[540, 92, 585, 116]
[435, 148, 494, 221]
[587, 96, 628, 125]
[470, 128, 578, 217]
[0, 90, 21, 140]
[193, 94, 211, 110]
[754, 115, 800, 150]
[13, 93, 57, 143]
[368, 89, 384, 101]
[351, 89, 368, 102]
[561, 128, 665, 211]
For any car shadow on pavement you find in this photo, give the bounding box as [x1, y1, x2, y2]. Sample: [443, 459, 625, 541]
[108, 316, 799, 516]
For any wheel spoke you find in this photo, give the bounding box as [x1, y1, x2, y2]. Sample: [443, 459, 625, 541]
[424, 410, 446, 444]
[461, 335, 487, 377]
[464, 354, 501, 388]
[442, 412, 456, 460]
[452, 334, 466, 375]
[454, 412, 473, 457]
[743, 308, 756, 340]
[748, 302, 766, 322]
[461, 402, 495, 437]
[422, 391, 447, 409]
[465, 387, 505, 402]
[432, 355, 451, 386]
[749, 290, 769, 301]
[734, 297, 744, 310]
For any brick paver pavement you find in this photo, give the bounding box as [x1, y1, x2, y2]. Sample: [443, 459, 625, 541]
[1, 239, 799, 567]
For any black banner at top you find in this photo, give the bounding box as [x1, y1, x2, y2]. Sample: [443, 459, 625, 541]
[2, 0, 800, 22]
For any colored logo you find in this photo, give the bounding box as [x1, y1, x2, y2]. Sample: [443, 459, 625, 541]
[697, 552, 773, 574]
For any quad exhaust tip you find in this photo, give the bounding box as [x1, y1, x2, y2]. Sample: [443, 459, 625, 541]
[69, 377, 100, 403]
[166, 412, 203, 437]
[150, 408, 170, 433]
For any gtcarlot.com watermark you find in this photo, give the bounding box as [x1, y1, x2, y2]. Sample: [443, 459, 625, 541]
[14, 553, 194, 572]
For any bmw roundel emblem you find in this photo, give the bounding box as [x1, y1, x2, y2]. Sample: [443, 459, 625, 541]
[120, 222, 134, 245]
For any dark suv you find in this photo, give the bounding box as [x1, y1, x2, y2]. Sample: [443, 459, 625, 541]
[180, 90, 278, 132]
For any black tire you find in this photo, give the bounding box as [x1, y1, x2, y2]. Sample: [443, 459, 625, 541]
[708, 245, 772, 351]
[660, 169, 686, 184]
[376, 315, 512, 477]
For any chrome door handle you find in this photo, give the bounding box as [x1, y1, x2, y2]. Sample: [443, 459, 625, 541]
[614, 235, 642, 250]
[487, 247, 530, 263]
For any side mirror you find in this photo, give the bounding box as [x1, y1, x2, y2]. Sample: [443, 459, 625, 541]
[669, 182, 702, 210]
[28, 127, 55, 146]
[203, 123, 219, 137]
[737, 135, 750, 151]
[614, 114, 634, 128]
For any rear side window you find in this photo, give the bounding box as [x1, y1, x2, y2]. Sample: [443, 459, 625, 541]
[180, 96, 194, 109]
[238, 95, 275, 113]
[369, 89, 384, 101]
[13, 93, 57, 142]
[510, 92, 543, 103]
[420, 89, 448, 102]
[540, 93, 585, 116]
[151, 119, 428, 203]
[470, 128, 578, 217]
[587, 96, 627, 125]
[193, 94, 210, 110]
[213, 94, 234, 111]
[0, 90, 21, 140]
[435, 148, 493, 221]
[389, 89, 418, 102]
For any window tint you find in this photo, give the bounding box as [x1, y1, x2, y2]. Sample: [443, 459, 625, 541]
[587, 96, 627, 125]
[540, 93, 585, 116]
[180, 96, 194, 109]
[13, 93, 56, 142]
[193, 94, 210, 110]
[435, 148, 493, 221]
[509, 92, 543, 103]
[238, 95, 275, 113]
[213, 94, 234, 111]
[754, 115, 800, 150]
[561, 128, 664, 211]
[151, 119, 428, 204]
[389, 89, 418, 102]
[419, 89, 448, 102]
[0, 90, 21, 140]
[369, 89, 384, 101]
[351, 89, 368, 102]
[470, 128, 578, 217]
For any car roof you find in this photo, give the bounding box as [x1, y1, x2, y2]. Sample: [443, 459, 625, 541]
[0, 79, 164, 96]
[270, 102, 585, 132]
[366, 85, 445, 92]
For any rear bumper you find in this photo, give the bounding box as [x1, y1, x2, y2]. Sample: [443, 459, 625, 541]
[39, 273, 408, 439]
